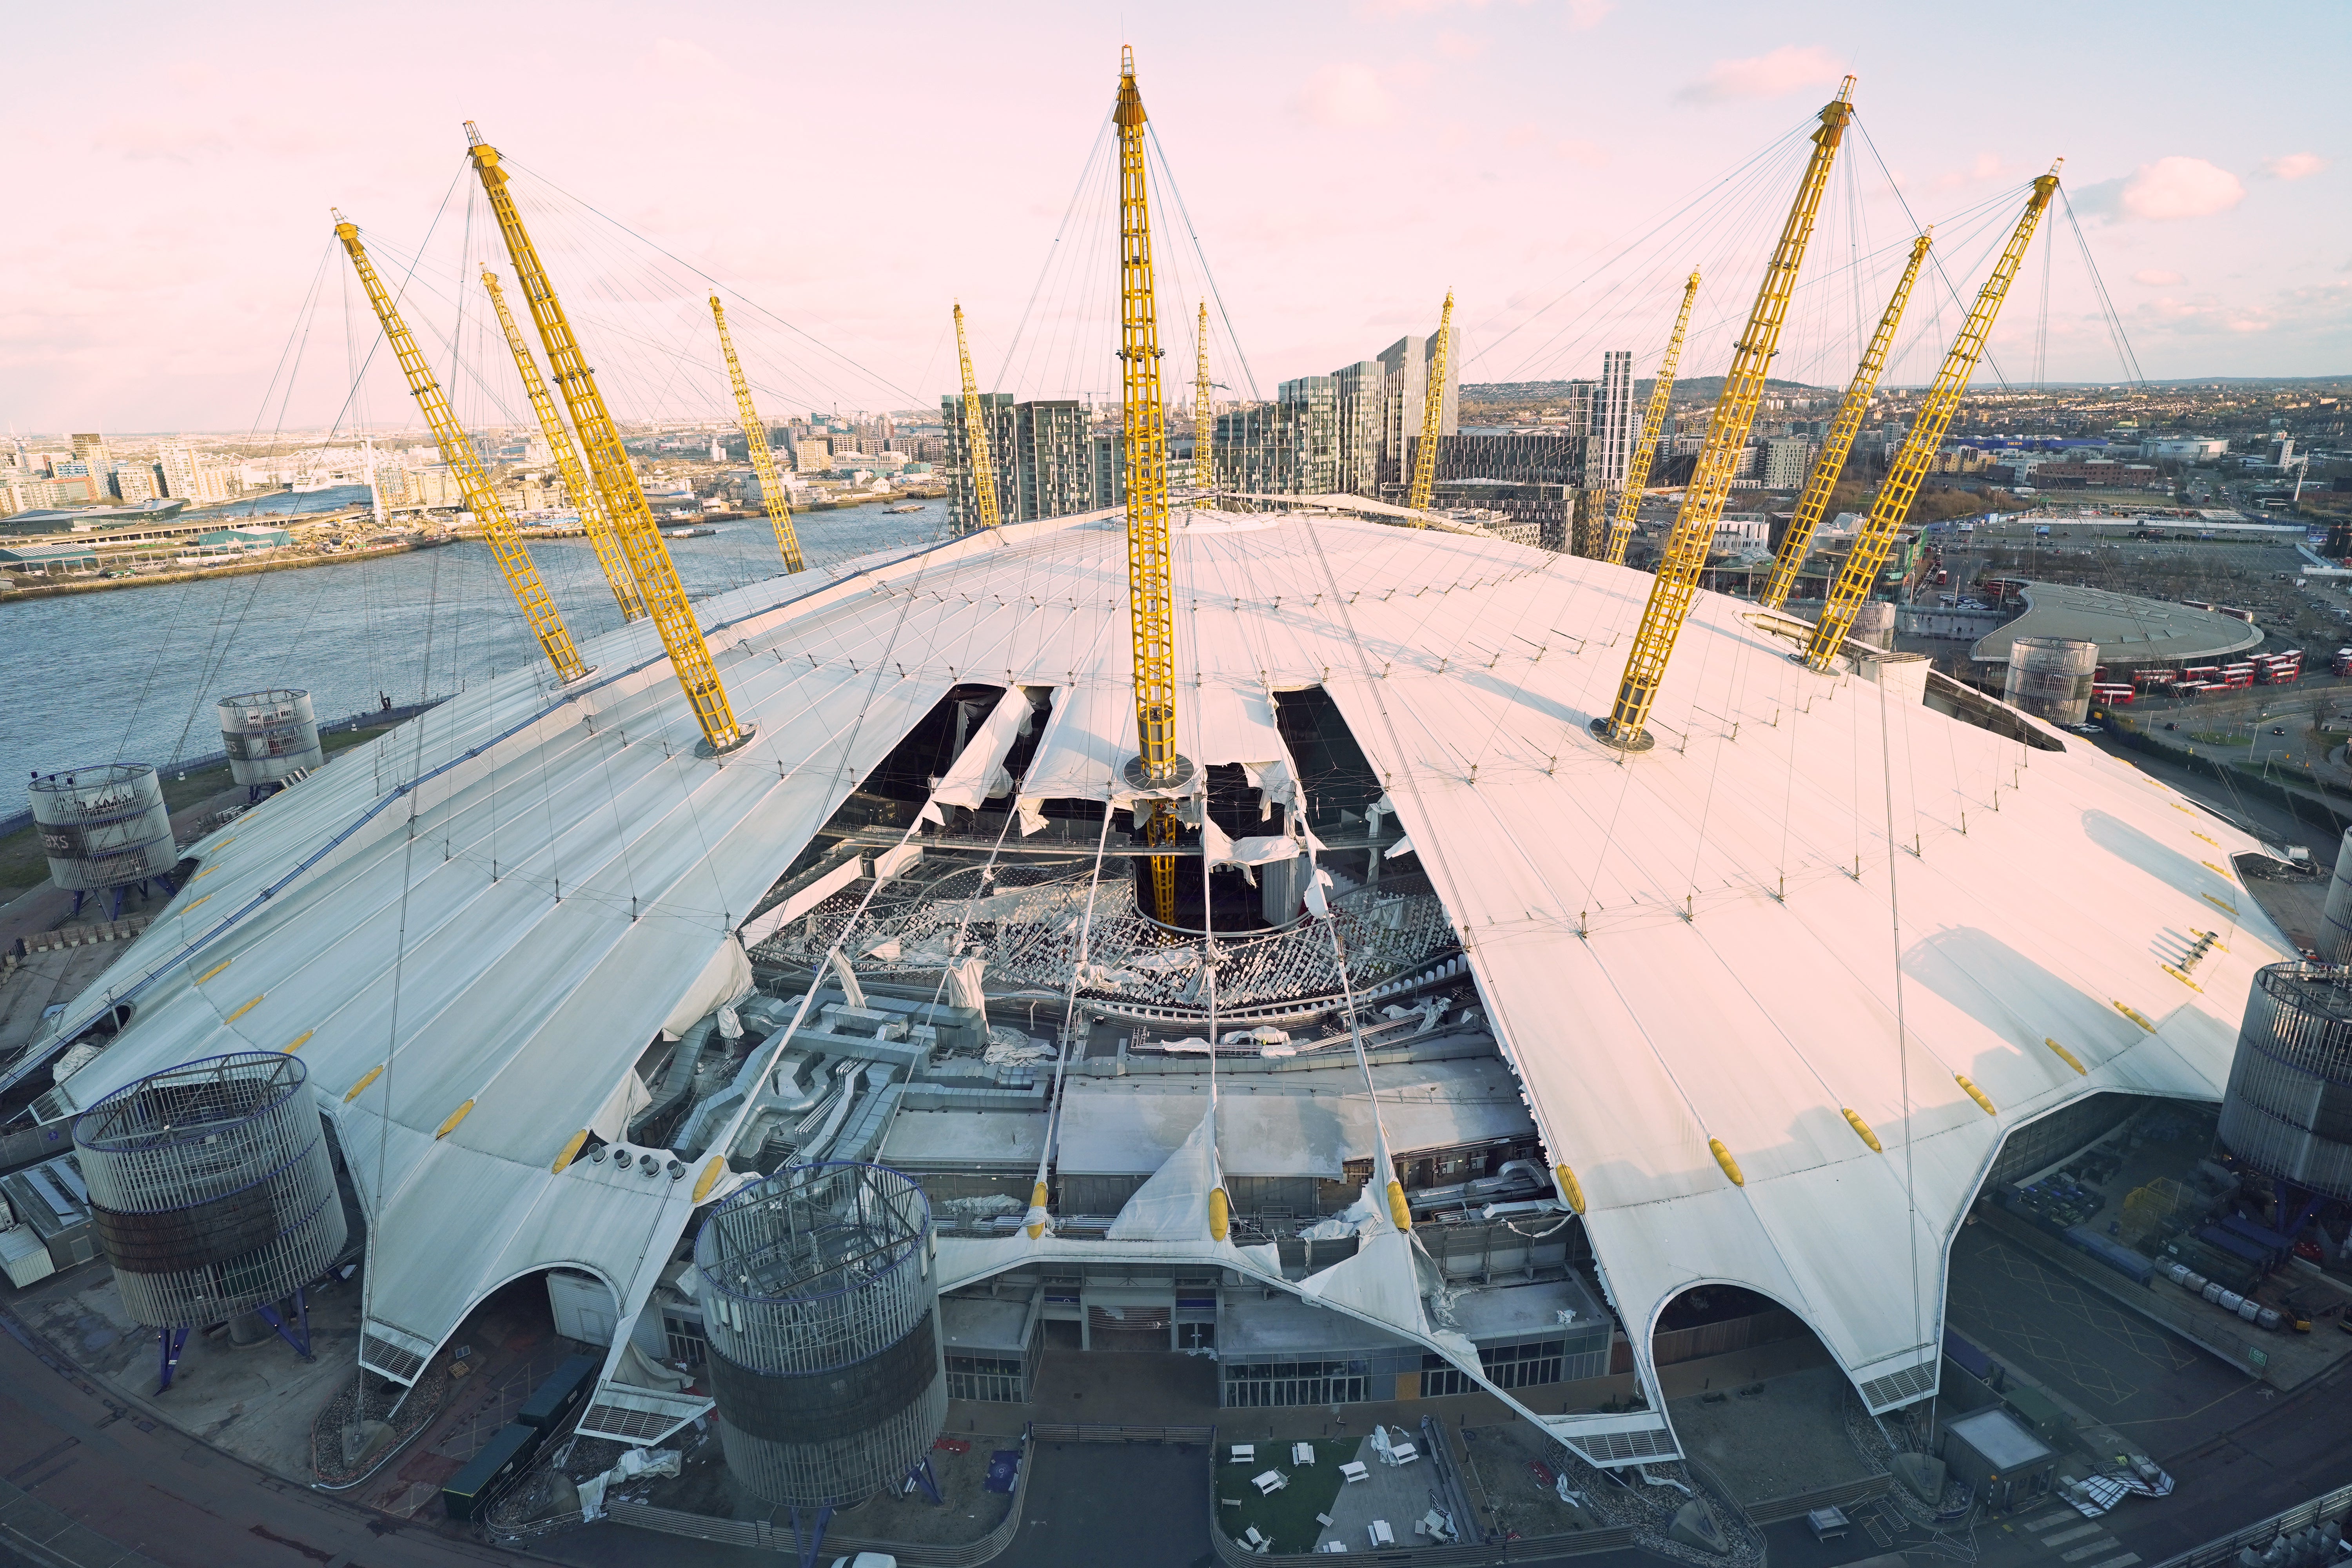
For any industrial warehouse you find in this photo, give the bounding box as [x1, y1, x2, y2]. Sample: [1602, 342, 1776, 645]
[3, 49, 2350, 1568]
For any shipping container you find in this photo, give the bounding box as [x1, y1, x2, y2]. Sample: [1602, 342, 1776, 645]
[442, 1423, 542, 1521]
[2063, 1224, 2156, 1285]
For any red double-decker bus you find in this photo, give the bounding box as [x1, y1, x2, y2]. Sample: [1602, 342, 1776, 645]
[2091, 683, 2134, 705]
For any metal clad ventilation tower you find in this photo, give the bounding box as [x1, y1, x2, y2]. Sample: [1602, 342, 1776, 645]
[695, 1163, 945, 1541]
[28, 764, 178, 920]
[217, 688, 325, 801]
[74, 1052, 346, 1391]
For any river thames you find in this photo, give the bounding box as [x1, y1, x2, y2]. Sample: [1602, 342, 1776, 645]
[2, 501, 949, 789]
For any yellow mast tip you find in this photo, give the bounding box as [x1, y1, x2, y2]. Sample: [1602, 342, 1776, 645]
[1838, 75, 1857, 99]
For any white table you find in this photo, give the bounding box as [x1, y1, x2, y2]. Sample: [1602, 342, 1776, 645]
[1252, 1469, 1288, 1495]
[1292, 1441, 1316, 1465]
[1388, 1441, 1420, 1466]
[1230, 1444, 1255, 1465]
[1339, 1461, 1370, 1484]
[1368, 1520, 1395, 1547]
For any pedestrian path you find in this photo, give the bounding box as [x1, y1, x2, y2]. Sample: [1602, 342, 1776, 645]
[2016, 1505, 2139, 1568]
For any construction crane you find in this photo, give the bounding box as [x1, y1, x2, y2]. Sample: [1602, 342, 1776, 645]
[1760, 232, 1931, 612]
[1603, 270, 1701, 566]
[1804, 167, 2061, 668]
[1405, 292, 1454, 517]
[334, 215, 584, 685]
[1596, 80, 1855, 750]
[465, 124, 749, 754]
[1114, 48, 1187, 924]
[709, 296, 806, 572]
[481, 268, 644, 622]
[1194, 301, 1214, 497]
[952, 303, 1001, 534]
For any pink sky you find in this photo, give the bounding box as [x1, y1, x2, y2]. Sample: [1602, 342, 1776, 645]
[6, 0, 2345, 433]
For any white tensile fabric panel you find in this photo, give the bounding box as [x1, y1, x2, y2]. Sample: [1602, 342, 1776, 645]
[52, 506, 2290, 1410]
[926, 686, 1040, 819]
[1325, 561, 2288, 1390]
[1105, 1104, 1224, 1241]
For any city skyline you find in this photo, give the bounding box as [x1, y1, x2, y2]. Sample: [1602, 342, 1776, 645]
[4, 0, 2345, 431]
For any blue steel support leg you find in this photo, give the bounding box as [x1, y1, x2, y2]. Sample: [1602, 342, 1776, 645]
[153, 870, 177, 895]
[790, 1506, 833, 1568]
[157, 1325, 189, 1392]
[107, 886, 125, 922]
[69, 891, 85, 920]
[256, 1290, 314, 1359]
[909, 1455, 943, 1505]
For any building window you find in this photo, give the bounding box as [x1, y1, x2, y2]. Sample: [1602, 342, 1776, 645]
[1479, 1338, 1566, 1389]
[662, 1309, 707, 1368]
[946, 1353, 1026, 1403]
[1177, 1321, 1216, 1352]
[1223, 1358, 1368, 1407]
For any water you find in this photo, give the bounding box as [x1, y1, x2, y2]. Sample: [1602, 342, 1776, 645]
[3, 502, 951, 789]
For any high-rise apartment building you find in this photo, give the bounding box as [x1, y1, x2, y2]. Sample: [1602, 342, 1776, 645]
[1587, 351, 1635, 493]
[1762, 437, 1817, 489]
[156, 441, 200, 500]
[941, 395, 1118, 533]
[70, 433, 111, 477]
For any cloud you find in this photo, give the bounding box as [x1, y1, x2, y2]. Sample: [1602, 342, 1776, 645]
[2119, 157, 2244, 220]
[1677, 45, 1844, 104]
[1436, 29, 1486, 58]
[2264, 152, 2327, 181]
[1563, 0, 1615, 27]
[1927, 152, 2009, 193]
[2133, 269, 2183, 286]
[1553, 138, 1606, 169]
[1298, 63, 1394, 130]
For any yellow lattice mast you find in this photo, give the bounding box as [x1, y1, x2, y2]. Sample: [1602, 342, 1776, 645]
[481, 268, 644, 622]
[465, 124, 749, 753]
[1804, 167, 2060, 668]
[1194, 301, 1214, 496]
[709, 297, 806, 572]
[1595, 80, 1855, 750]
[953, 303, 1001, 534]
[1761, 231, 1931, 611]
[334, 216, 584, 684]
[1603, 270, 1701, 566]
[1404, 291, 1454, 517]
[1114, 49, 1187, 924]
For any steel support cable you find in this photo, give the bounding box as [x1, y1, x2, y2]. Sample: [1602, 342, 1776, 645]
[1145, 125, 1262, 401]
[1473, 118, 1816, 379]
[2060, 189, 2147, 387]
[995, 114, 1116, 393]
[1022, 796, 1123, 1235]
[500, 155, 920, 407]
[1875, 661, 1929, 1376]
[1851, 117, 2027, 393]
[1485, 142, 1800, 390]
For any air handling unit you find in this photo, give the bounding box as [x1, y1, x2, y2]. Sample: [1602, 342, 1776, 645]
[27, 763, 179, 920]
[2219, 962, 2352, 1245]
[73, 1052, 347, 1392]
[695, 1161, 946, 1546]
[217, 688, 324, 800]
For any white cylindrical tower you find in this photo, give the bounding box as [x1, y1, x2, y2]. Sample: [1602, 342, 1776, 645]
[2002, 637, 2099, 725]
[217, 688, 325, 791]
[28, 764, 176, 895]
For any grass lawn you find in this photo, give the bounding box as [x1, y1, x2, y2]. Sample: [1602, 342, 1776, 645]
[0, 724, 395, 902]
[1215, 1438, 1360, 1553]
